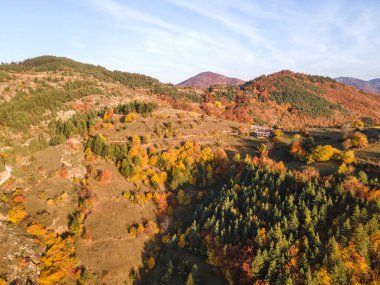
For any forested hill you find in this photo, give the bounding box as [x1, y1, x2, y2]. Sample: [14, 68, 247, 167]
[241, 70, 380, 122]
[0, 56, 201, 130]
[201, 70, 380, 129]
[0, 55, 160, 88]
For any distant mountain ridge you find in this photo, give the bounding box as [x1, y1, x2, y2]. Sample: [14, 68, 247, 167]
[335, 76, 380, 95]
[178, 71, 245, 88]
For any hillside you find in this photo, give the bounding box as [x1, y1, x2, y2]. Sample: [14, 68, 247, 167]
[200, 70, 380, 129]
[246, 71, 380, 120]
[177, 71, 244, 88]
[0, 57, 380, 285]
[336, 76, 380, 95]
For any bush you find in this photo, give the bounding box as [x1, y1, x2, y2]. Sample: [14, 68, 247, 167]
[351, 120, 364, 129]
[273, 129, 282, 137]
[8, 204, 27, 223]
[124, 112, 138, 123]
[350, 132, 368, 148]
[97, 169, 111, 183]
[338, 150, 355, 164]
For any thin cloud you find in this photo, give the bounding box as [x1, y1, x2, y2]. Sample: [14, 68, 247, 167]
[79, 0, 380, 81]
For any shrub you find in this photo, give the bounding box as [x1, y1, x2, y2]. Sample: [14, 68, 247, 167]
[338, 150, 355, 164]
[13, 194, 26, 203]
[338, 163, 349, 174]
[350, 132, 368, 148]
[97, 169, 111, 183]
[351, 120, 364, 129]
[9, 204, 27, 224]
[273, 129, 282, 137]
[124, 112, 138, 123]
[131, 134, 141, 145]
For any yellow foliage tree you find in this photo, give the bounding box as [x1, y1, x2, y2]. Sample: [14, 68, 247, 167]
[131, 135, 141, 145]
[9, 204, 27, 224]
[351, 132, 368, 148]
[307, 145, 335, 164]
[206, 164, 214, 184]
[317, 268, 331, 285]
[273, 129, 282, 137]
[149, 155, 159, 166]
[146, 256, 156, 269]
[124, 112, 138, 123]
[178, 233, 186, 248]
[351, 120, 364, 129]
[103, 108, 114, 121]
[38, 236, 77, 285]
[337, 163, 349, 174]
[27, 224, 77, 285]
[338, 150, 355, 164]
[146, 220, 160, 235]
[162, 234, 170, 244]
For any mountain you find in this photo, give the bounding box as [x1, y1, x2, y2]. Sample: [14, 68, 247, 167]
[203, 70, 380, 128]
[335, 76, 380, 95]
[178, 71, 245, 88]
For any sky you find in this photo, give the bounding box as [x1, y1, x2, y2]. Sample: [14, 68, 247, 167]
[1, 0, 380, 83]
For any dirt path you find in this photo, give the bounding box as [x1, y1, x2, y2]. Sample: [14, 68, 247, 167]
[0, 165, 11, 186]
[106, 130, 239, 144]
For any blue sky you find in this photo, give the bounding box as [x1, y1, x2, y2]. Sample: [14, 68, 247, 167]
[1, 0, 380, 83]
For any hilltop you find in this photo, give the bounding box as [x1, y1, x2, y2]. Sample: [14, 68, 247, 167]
[177, 71, 244, 88]
[336, 76, 380, 95]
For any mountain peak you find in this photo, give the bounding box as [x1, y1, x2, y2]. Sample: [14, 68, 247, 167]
[177, 71, 244, 88]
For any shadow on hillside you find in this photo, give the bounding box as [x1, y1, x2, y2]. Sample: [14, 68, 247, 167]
[131, 183, 229, 285]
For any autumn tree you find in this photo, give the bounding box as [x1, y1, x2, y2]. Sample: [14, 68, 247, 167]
[338, 150, 355, 164]
[350, 132, 368, 148]
[97, 169, 111, 183]
[307, 145, 335, 164]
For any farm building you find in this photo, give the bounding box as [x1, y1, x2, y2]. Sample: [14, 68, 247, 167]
[251, 125, 274, 138]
